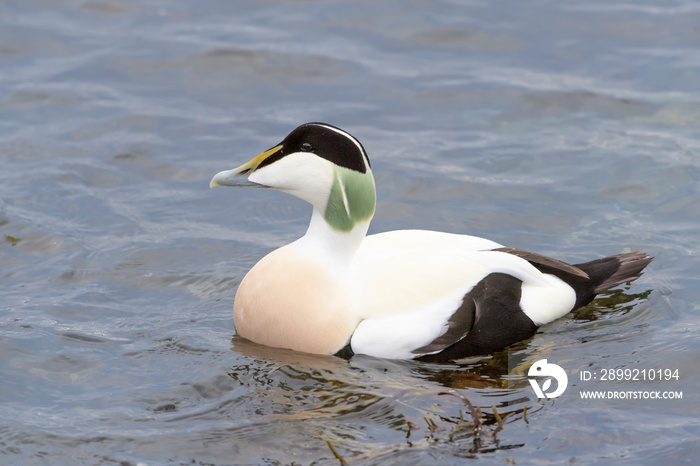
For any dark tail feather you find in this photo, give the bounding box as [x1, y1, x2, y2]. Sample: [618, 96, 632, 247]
[495, 247, 653, 309]
[575, 252, 653, 294]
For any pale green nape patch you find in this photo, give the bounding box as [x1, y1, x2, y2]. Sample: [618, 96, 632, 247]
[324, 166, 376, 232]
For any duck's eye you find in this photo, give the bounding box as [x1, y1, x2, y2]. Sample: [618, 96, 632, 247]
[301, 142, 313, 152]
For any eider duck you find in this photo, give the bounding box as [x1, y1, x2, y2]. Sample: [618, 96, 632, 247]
[210, 122, 652, 361]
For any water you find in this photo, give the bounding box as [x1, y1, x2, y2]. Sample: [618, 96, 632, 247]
[1, 0, 699, 464]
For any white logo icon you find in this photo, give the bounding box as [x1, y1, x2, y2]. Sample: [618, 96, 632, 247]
[528, 359, 568, 398]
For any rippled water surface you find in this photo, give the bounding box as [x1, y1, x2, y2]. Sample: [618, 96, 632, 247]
[2, 1, 699, 464]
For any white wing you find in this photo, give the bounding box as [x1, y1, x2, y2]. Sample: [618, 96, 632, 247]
[349, 230, 576, 359]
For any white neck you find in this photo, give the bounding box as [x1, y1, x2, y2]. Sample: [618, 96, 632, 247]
[291, 207, 370, 269]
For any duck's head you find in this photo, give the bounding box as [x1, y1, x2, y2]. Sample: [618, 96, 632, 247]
[210, 122, 376, 232]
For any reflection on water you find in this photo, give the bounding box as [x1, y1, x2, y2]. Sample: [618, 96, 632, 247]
[1, 0, 698, 464]
[228, 336, 539, 460]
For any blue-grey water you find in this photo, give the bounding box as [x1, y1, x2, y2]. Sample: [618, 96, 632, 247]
[1, 1, 699, 464]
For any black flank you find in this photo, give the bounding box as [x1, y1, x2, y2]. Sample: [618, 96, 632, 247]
[334, 342, 355, 359]
[411, 292, 476, 355]
[418, 273, 537, 362]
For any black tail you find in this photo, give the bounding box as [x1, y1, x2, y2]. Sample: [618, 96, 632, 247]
[573, 252, 653, 307]
[495, 247, 653, 310]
